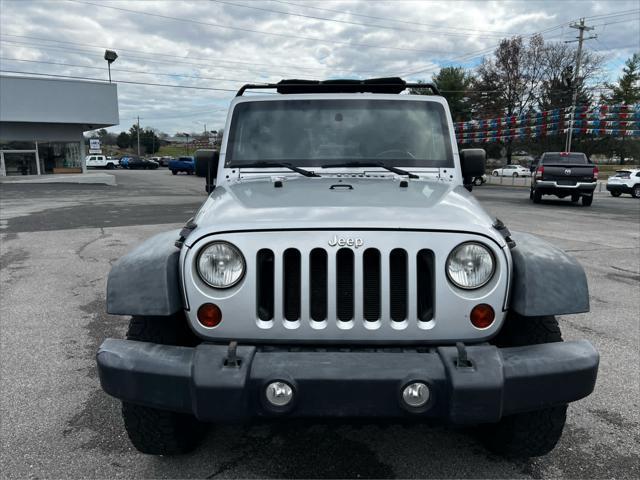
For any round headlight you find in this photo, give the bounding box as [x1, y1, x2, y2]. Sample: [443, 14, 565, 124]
[446, 242, 495, 290]
[197, 242, 245, 288]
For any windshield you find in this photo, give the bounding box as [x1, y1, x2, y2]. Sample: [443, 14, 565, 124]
[225, 99, 453, 168]
[542, 153, 588, 164]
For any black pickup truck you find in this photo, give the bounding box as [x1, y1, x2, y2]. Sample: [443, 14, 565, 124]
[530, 152, 598, 206]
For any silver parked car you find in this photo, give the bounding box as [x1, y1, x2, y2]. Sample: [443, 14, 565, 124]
[97, 78, 598, 458]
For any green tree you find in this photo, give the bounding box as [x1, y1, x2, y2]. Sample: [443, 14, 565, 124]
[116, 132, 131, 149]
[140, 128, 161, 154]
[601, 54, 640, 164]
[410, 68, 472, 122]
[603, 53, 640, 105]
[537, 42, 600, 111]
[433, 67, 472, 122]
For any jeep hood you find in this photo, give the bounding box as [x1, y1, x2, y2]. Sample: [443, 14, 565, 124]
[187, 177, 504, 247]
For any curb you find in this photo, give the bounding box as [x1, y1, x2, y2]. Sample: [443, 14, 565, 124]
[0, 173, 116, 186]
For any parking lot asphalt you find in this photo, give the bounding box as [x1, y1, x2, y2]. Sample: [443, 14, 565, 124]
[1, 169, 639, 479]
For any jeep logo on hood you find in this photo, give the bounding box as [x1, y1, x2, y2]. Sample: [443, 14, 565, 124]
[328, 235, 364, 248]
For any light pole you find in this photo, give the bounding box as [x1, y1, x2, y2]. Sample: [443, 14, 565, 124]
[104, 49, 118, 83]
[137, 116, 141, 158]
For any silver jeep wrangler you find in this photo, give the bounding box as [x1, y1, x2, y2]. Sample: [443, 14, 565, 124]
[97, 78, 598, 458]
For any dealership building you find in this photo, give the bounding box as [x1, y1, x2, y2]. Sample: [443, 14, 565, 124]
[0, 75, 119, 176]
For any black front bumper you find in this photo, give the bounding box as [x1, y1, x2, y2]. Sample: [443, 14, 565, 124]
[97, 339, 598, 425]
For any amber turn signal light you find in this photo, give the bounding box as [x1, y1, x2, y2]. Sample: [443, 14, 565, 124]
[470, 304, 495, 329]
[197, 303, 222, 328]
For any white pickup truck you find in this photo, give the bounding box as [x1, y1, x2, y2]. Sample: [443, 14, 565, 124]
[85, 155, 119, 169]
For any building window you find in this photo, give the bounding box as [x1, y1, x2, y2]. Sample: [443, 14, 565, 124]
[0, 140, 36, 150]
[0, 141, 38, 176]
[2, 151, 38, 175]
[37, 142, 81, 173]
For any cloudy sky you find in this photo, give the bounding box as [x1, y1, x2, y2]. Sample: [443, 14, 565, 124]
[1, 0, 638, 135]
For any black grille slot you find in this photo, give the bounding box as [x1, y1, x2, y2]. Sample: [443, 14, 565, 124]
[256, 249, 274, 321]
[283, 249, 301, 321]
[309, 248, 328, 321]
[363, 248, 381, 321]
[336, 248, 354, 321]
[417, 249, 435, 322]
[389, 249, 407, 321]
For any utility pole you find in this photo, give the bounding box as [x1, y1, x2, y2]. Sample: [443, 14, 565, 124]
[137, 116, 141, 157]
[564, 18, 597, 152]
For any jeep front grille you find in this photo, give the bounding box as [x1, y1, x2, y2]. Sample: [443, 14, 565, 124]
[256, 247, 435, 325]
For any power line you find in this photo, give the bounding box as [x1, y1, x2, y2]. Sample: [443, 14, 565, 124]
[0, 69, 240, 92]
[0, 38, 330, 77]
[398, 28, 569, 78]
[272, 0, 525, 35]
[120, 107, 229, 122]
[397, 9, 639, 78]
[67, 0, 457, 55]
[210, 0, 509, 39]
[0, 33, 335, 74]
[0, 56, 260, 85]
[0, 38, 341, 79]
[589, 17, 640, 28]
[583, 9, 640, 21]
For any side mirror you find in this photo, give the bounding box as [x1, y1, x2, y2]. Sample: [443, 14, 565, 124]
[195, 149, 220, 193]
[460, 149, 486, 191]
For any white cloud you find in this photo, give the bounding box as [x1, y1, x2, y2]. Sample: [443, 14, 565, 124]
[0, 0, 638, 134]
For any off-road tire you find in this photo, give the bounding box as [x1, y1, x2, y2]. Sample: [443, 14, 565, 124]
[492, 313, 562, 347]
[532, 189, 542, 203]
[582, 195, 593, 206]
[106, 163, 115, 170]
[122, 315, 205, 455]
[479, 405, 568, 458]
[122, 402, 207, 455]
[610, 191, 621, 197]
[632, 184, 640, 198]
[478, 314, 566, 457]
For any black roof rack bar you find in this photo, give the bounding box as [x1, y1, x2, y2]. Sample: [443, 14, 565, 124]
[236, 78, 440, 96]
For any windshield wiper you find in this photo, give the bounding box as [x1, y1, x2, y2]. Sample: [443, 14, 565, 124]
[320, 161, 419, 179]
[233, 161, 319, 177]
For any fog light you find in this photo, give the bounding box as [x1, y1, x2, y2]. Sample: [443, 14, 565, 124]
[470, 303, 495, 329]
[265, 381, 293, 407]
[197, 303, 222, 328]
[402, 382, 430, 408]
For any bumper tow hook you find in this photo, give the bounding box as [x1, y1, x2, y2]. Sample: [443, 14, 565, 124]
[455, 342, 473, 369]
[224, 340, 241, 368]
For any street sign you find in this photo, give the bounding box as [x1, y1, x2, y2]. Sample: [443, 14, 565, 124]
[89, 138, 101, 154]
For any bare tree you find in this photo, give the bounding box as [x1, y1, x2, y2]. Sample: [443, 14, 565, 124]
[471, 35, 549, 163]
[469, 35, 604, 162]
[538, 42, 603, 111]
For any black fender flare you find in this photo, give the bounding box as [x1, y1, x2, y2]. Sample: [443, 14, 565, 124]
[106, 230, 183, 316]
[509, 232, 589, 317]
